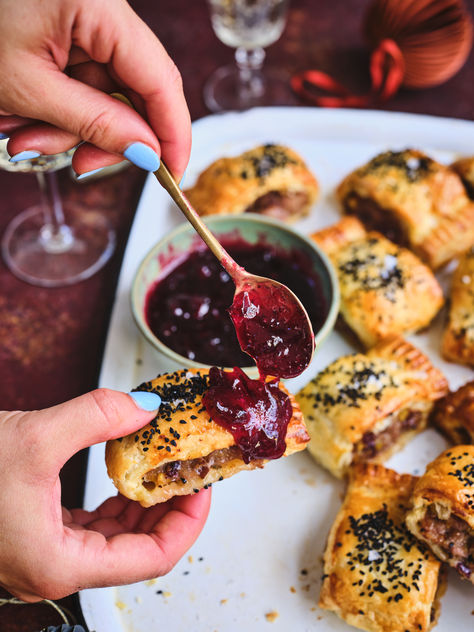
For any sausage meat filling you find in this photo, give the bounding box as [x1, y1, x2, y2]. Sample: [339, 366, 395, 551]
[245, 191, 309, 221]
[142, 445, 243, 490]
[420, 505, 474, 579]
[353, 409, 422, 462]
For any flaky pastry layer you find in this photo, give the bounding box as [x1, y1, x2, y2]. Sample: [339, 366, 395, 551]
[106, 369, 309, 506]
[319, 463, 444, 632]
[296, 337, 447, 478]
[184, 144, 319, 222]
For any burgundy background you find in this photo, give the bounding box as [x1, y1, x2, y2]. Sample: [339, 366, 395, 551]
[0, 0, 472, 629]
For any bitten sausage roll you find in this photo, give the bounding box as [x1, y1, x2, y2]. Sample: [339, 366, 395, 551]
[311, 217, 444, 348]
[296, 337, 448, 478]
[406, 445, 474, 584]
[337, 149, 474, 269]
[184, 144, 319, 222]
[451, 156, 474, 199]
[441, 246, 474, 368]
[431, 380, 474, 445]
[319, 463, 445, 632]
[106, 369, 309, 506]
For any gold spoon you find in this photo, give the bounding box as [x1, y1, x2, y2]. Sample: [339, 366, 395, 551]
[154, 162, 315, 379]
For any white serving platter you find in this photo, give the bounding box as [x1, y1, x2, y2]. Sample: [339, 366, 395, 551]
[80, 107, 474, 632]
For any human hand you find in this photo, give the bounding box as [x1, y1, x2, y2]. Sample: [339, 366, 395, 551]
[0, 389, 211, 601]
[0, 0, 191, 179]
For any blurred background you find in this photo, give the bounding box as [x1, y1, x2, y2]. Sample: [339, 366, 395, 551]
[0, 1, 473, 630]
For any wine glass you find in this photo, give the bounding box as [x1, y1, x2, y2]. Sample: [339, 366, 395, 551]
[0, 139, 115, 287]
[204, 0, 291, 112]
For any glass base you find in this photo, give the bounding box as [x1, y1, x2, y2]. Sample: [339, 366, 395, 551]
[203, 64, 295, 113]
[2, 205, 116, 287]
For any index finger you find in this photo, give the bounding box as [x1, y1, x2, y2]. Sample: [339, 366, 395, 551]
[85, 0, 192, 178]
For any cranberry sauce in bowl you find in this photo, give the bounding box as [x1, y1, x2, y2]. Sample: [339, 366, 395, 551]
[131, 214, 339, 373]
[145, 236, 325, 369]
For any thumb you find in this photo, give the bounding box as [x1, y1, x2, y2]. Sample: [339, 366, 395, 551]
[24, 389, 161, 473]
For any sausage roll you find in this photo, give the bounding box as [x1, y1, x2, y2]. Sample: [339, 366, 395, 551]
[311, 217, 444, 348]
[337, 149, 474, 269]
[106, 369, 309, 506]
[451, 156, 474, 199]
[319, 463, 444, 632]
[184, 144, 319, 222]
[441, 246, 474, 367]
[406, 445, 474, 583]
[296, 337, 448, 478]
[431, 380, 474, 445]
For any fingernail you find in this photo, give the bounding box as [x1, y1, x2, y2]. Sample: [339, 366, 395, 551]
[123, 142, 160, 171]
[76, 167, 105, 181]
[0, 133, 8, 140]
[180, 169, 187, 187]
[10, 150, 41, 163]
[128, 390, 161, 411]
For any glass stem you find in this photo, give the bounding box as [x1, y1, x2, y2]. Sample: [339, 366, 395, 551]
[37, 170, 74, 253]
[234, 47, 266, 101]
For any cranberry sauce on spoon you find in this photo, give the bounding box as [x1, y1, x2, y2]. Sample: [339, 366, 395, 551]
[228, 275, 314, 379]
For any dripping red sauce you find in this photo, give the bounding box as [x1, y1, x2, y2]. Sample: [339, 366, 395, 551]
[145, 236, 326, 461]
[202, 366, 293, 463]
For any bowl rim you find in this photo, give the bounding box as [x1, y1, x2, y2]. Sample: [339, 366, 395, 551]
[130, 213, 340, 373]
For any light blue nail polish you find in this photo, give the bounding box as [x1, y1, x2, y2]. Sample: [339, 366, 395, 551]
[76, 167, 105, 181]
[128, 390, 161, 411]
[180, 169, 187, 187]
[0, 133, 8, 140]
[124, 142, 160, 171]
[10, 150, 41, 163]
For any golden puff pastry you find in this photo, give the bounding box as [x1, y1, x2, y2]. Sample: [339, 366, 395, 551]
[431, 380, 474, 445]
[337, 149, 474, 269]
[106, 369, 309, 507]
[319, 463, 444, 632]
[451, 156, 474, 199]
[441, 246, 474, 367]
[311, 217, 444, 348]
[406, 445, 474, 583]
[184, 144, 319, 222]
[296, 337, 448, 478]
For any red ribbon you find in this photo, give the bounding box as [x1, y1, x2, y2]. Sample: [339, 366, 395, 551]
[291, 39, 405, 108]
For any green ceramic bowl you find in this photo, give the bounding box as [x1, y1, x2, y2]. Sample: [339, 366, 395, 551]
[131, 214, 339, 376]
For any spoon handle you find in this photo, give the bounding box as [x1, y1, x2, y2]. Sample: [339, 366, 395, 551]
[154, 162, 240, 279]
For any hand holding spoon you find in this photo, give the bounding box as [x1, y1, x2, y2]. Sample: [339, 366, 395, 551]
[154, 162, 315, 379]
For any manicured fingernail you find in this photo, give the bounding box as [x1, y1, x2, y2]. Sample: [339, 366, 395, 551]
[180, 169, 187, 187]
[123, 142, 160, 171]
[128, 390, 161, 411]
[0, 133, 8, 140]
[76, 168, 105, 180]
[10, 150, 41, 163]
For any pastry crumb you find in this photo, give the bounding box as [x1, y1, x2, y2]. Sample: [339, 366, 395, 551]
[304, 478, 317, 487]
[240, 592, 246, 598]
[290, 586, 296, 593]
[265, 611, 279, 622]
[134, 596, 142, 604]
[188, 555, 193, 563]
[144, 578, 157, 586]
[220, 598, 228, 605]
[115, 600, 127, 610]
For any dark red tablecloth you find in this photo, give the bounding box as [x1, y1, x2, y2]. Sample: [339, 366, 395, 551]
[0, 0, 473, 629]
